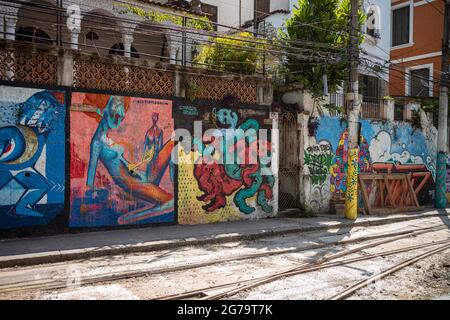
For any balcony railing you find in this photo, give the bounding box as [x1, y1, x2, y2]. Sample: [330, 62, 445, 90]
[328, 93, 385, 120]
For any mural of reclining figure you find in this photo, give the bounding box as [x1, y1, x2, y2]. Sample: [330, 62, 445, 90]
[86, 96, 174, 207]
[0, 91, 64, 218]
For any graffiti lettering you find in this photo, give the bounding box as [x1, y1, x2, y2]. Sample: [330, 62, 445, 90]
[304, 142, 333, 185]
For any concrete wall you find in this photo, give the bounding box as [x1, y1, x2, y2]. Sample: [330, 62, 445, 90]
[302, 112, 438, 212]
[0, 84, 278, 236]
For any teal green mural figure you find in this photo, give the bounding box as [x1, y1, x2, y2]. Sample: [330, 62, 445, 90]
[435, 151, 448, 208]
[193, 108, 275, 215]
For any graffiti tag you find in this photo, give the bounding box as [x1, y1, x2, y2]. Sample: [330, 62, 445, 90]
[305, 143, 333, 185]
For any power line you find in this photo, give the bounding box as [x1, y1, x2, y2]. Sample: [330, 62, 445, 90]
[6, 0, 437, 93]
[18, 0, 349, 51]
[0, 2, 354, 68]
[1, 0, 351, 61]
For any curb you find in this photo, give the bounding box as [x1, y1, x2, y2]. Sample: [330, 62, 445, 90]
[0, 212, 448, 268]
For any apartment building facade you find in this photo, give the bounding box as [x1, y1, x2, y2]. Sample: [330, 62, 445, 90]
[390, 0, 445, 98]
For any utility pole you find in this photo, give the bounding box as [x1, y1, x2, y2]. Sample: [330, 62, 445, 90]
[182, 16, 187, 66]
[239, 0, 242, 28]
[344, 0, 361, 220]
[254, 0, 258, 35]
[435, 0, 450, 209]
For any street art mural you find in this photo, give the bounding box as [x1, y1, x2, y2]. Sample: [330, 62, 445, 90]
[70, 93, 175, 227]
[307, 116, 437, 212]
[446, 159, 450, 202]
[177, 106, 276, 225]
[0, 86, 65, 230]
[329, 128, 372, 196]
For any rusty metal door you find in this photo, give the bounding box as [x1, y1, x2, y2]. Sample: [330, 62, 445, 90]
[278, 112, 300, 209]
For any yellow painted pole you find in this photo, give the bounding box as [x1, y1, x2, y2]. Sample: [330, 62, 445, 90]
[345, 148, 359, 220]
[345, 0, 362, 220]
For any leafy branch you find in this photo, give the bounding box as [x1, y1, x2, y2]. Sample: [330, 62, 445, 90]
[113, 2, 213, 31]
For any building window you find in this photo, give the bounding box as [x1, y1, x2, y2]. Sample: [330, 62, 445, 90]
[201, 3, 218, 30]
[256, 0, 270, 19]
[410, 68, 431, 97]
[394, 103, 404, 121]
[359, 74, 380, 98]
[109, 43, 140, 59]
[392, 5, 410, 47]
[16, 26, 53, 45]
[367, 10, 375, 37]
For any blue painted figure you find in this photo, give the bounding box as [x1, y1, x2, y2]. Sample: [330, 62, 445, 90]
[143, 112, 163, 181]
[0, 90, 65, 222]
[86, 96, 174, 206]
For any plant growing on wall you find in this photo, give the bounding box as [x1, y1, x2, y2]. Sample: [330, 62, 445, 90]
[185, 82, 201, 102]
[307, 116, 319, 136]
[421, 97, 439, 128]
[193, 32, 266, 75]
[410, 109, 422, 132]
[280, 0, 365, 98]
[323, 102, 346, 116]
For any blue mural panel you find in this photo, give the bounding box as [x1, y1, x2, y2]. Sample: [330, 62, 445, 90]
[0, 86, 66, 230]
[308, 116, 437, 209]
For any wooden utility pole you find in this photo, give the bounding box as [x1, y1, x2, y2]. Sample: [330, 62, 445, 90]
[344, 0, 362, 220]
[435, 0, 450, 208]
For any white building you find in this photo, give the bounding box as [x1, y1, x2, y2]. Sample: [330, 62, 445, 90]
[0, 0, 209, 66]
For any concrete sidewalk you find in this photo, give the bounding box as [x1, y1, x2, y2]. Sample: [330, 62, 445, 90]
[1, 209, 449, 268]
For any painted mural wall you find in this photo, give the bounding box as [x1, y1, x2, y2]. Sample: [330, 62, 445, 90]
[0, 84, 278, 236]
[0, 86, 66, 230]
[70, 93, 175, 227]
[175, 102, 278, 225]
[305, 115, 438, 212]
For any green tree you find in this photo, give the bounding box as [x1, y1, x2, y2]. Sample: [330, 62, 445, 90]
[281, 0, 365, 98]
[194, 32, 265, 75]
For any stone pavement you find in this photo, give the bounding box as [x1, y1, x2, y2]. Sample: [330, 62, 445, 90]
[0, 208, 449, 268]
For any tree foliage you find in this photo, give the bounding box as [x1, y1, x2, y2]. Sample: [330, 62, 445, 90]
[194, 32, 265, 75]
[114, 3, 213, 31]
[281, 0, 365, 97]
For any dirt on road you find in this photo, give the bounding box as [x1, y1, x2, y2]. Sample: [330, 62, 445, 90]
[0, 216, 449, 300]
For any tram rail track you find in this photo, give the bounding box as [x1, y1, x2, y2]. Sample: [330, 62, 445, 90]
[156, 226, 450, 300]
[1, 224, 446, 297]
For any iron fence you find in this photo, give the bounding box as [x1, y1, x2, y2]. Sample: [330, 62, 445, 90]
[328, 93, 385, 120]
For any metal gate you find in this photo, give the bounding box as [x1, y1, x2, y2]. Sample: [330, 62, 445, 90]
[278, 112, 300, 209]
